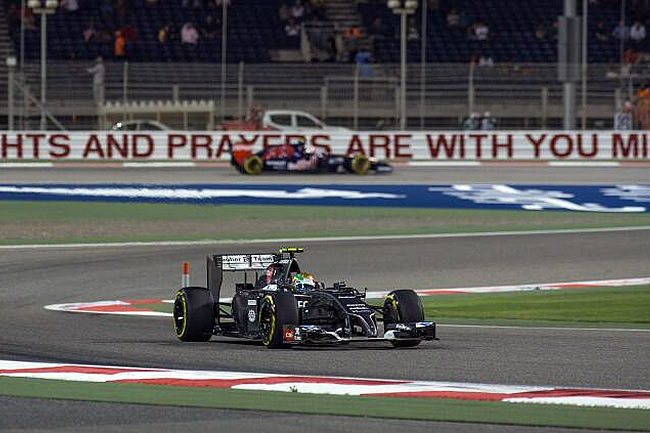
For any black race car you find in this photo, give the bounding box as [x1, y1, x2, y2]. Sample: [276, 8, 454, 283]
[231, 141, 393, 175]
[173, 248, 436, 348]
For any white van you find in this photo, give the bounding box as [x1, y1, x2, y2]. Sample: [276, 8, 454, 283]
[262, 110, 349, 132]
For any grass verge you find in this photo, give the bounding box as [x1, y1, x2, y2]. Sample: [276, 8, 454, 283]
[0, 377, 648, 431]
[1, 201, 650, 245]
[421, 286, 650, 325]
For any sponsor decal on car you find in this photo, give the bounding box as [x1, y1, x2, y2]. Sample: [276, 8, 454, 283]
[283, 327, 296, 343]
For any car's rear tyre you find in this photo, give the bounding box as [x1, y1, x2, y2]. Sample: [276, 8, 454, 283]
[173, 287, 215, 342]
[259, 292, 299, 348]
[243, 155, 264, 175]
[350, 154, 370, 175]
[384, 289, 424, 348]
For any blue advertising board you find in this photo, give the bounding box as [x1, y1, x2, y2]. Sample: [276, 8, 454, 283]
[0, 184, 648, 212]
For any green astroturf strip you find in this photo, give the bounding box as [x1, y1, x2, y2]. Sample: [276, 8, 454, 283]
[0, 377, 648, 431]
[5, 201, 650, 223]
[420, 286, 650, 324]
[1, 201, 650, 245]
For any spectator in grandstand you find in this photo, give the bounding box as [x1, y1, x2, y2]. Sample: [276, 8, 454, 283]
[478, 54, 494, 67]
[549, 19, 559, 40]
[167, 24, 180, 42]
[292, 0, 306, 21]
[114, 0, 127, 23]
[121, 24, 138, 43]
[630, 20, 646, 46]
[83, 18, 97, 43]
[355, 50, 373, 77]
[612, 21, 629, 40]
[535, 22, 546, 41]
[462, 113, 480, 130]
[146, 0, 158, 6]
[158, 25, 169, 44]
[285, 19, 301, 37]
[202, 14, 220, 39]
[327, 33, 338, 62]
[7, 3, 19, 28]
[614, 100, 634, 130]
[472, 20, 489, 40]
[634, 82, 650, 130]
[113, 31, 126, 61]
[459, 11, 472, 31]
[447, 9, 460, 28]
[309, 0, 326, 21]
[60, 0, 79, 13]
[99, 1, 113, 21]
[369, 16, 385, 40]
[182, 0, 202, 8]
[17, 4, 37, 31]
[87, 57, 105, 107]
[93, 22, 112, 44]
[279, 3, 290, 22]
[481, 112, 496, 131]
[595, 21, 609, 41]
[624, 48, 639, 65]
[181, 22, 200, 45]
[408, 18, 420, 40]
[343, 26, 363, 40]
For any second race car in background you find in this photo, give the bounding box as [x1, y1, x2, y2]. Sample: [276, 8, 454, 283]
[230, 138, 393, 175]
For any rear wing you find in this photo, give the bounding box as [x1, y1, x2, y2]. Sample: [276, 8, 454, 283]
[207, 253, 275, 301]
[207, 248, 304, 301]
[220, 254, 276, 271]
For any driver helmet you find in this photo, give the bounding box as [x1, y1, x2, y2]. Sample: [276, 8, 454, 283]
[292, 273, 316, 293]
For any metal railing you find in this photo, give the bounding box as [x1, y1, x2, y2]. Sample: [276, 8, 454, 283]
[2, 61, 639, 130]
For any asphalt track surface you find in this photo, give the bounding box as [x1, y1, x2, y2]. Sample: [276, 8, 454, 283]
[1, 165, 649, 184]
[1, 167, 649, 432]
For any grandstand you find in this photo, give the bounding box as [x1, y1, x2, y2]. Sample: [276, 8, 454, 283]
[5, 0, 637, 64]
[0, 0, 645, 130]
[10, 0, 297, 62]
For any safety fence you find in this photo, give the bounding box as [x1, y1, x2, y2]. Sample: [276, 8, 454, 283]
[1, 61, 638, 131]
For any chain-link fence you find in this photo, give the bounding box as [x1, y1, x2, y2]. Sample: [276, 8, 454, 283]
[1, 60, 642, 130]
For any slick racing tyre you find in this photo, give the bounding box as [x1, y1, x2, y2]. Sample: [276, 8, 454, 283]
[384, 289, 424, 348]
[243, 155, 264, 175]
[173, 287, 215, 342]
[350, 154, 370, 175]
[259, 292, 299, 348]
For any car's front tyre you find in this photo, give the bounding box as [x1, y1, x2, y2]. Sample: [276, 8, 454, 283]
[243, 155, 264, 175]
[384, 289, 424, 348]
[259, 292, 299, 348]
[349, 154, 370, 175]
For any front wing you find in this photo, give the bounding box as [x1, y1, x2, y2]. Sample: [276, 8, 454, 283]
[282, 322, 436, 345]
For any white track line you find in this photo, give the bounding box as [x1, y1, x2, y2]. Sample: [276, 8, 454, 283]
[407, 161, 482, 167]
[122, 162, 196, 168]
[0, 163, 54, 168]
[548, 161, 622, 167]
[440, 324, 650, 332]
[3, 225, 650, 250]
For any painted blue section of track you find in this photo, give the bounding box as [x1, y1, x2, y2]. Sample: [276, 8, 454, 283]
[0, 184, 648, 212]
